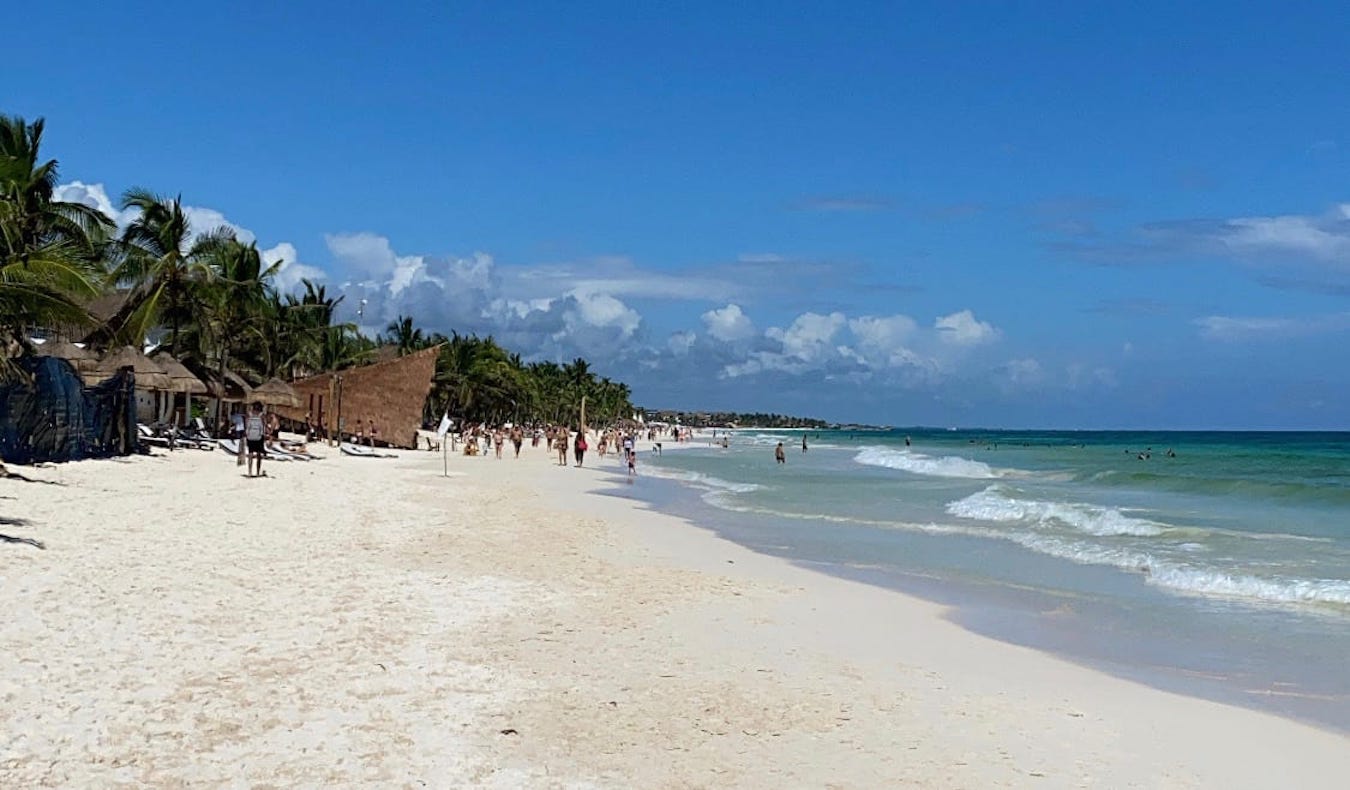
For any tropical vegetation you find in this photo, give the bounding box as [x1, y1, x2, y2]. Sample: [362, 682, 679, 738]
[1, 112, 635, 427]
[643, 409, 829, 429]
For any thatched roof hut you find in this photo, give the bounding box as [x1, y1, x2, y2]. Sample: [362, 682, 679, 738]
[276, 345, 440, 449]
[87, 346, 173, 390]
[36, 340, 97, 374]
[252, 378, 299, 407]
[179, 357, 253, 402]
[149, 352, 208, 395]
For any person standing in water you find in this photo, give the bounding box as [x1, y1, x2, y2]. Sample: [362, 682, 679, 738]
[802, 434, 808, 453]
[775, 442, 786, 464]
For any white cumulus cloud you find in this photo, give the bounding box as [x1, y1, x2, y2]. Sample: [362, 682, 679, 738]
[262, 242, 326, 293]
[935, 309, 1000, 346]
[701, 303, 756, 342]
[566, 291, 641, 338]
[52, 181, 137, 227]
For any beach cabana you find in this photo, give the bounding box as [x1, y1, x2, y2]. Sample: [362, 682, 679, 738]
[177, 357, 254, 436]
[150, 352, 208, 426]
[252, 378, 300, 408]
[86, 346, 173, 390]
[83, 347, 172, 426]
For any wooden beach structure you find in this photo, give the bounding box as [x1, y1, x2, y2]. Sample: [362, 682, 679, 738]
[274, 345, 440, 449]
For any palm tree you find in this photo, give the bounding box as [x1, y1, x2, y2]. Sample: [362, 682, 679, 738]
[385, 314, 426, 356]
[0, 114, 112, 353]
[110, 189, 229, 352]
[192, 238, 277, 426]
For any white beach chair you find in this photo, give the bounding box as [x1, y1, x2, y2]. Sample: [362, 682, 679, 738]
[264, 444, 305, 461]
[340, 442, 394, 458]
[137, 424, 170, 447]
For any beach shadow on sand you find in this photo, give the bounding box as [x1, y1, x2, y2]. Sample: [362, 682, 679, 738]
[2, 518, 44, 549]
[2, 514, 44, 549]
[1, 472, 63, 485]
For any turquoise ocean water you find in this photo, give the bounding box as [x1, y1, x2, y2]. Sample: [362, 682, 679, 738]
[627, 429, 1350, 731]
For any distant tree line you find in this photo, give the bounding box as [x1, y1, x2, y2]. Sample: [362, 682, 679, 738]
[644, 410, 829, 429]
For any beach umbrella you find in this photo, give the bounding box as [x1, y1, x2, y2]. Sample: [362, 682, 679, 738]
[87, 345, 173, 390]
[251, 378, 299, 408]
[35, 340, 97, 374]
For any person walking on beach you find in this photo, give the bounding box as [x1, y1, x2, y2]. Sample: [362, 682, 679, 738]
[511, 425, 524, 458]
[627, 445, 636, 477]
[555, 428, 569, 466]
[775, 442, 786, 464]
[573, 429, 588, 467]
[245, 401, 267, 478]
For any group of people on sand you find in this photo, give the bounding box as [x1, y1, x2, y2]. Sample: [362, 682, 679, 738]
[459, 424, 528, 458]
[451, 423, 640, 476]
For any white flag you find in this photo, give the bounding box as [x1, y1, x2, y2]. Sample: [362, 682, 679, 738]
[436, 413, 452, 438]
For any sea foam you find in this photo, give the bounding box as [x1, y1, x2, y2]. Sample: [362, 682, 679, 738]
[947, 485, 1166, 537]
[853, 447, 998, 479]
[972, 530, 1350, 608]
[642, 466, 761, 494]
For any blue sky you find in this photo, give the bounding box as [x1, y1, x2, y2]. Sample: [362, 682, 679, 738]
[12, 2, 1350, 428]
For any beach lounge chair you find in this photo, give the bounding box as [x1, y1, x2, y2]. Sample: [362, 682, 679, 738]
[137, 424, 170, 448]
[173, 426, 215, 449]
[340, 442, 395, 458]
[218, 438, 241, 456]
[279, 443, 323, 460]
[265, 444, 307, 461]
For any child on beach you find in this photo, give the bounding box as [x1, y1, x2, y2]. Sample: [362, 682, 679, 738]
[627, 446, 636, 477]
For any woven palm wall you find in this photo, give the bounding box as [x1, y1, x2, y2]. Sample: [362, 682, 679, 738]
[276, 345, 440, 449]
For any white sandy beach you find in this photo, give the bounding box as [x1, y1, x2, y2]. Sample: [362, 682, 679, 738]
[2, 441, 1347, 788]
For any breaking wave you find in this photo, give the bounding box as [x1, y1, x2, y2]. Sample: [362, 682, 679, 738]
[853, 447, 1000, 479]
[946, 485, 1167, 537]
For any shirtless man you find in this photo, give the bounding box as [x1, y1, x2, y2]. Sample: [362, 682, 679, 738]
[775, 442, 786, 464]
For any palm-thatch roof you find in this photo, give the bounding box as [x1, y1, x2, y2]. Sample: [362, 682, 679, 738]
[179, 356, 253, 401]
[251, 378, 299, 407]
[36, 340, 97, 374]
[149, 352, 208, 395]
[86, 346, 173, 390]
